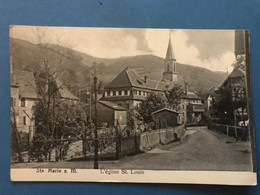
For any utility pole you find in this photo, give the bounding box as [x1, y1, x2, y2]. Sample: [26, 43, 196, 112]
[93, 76, 99, 169]
[234, 109, 238, 142]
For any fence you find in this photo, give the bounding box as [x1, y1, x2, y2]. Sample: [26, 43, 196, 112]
[139, 125, 185, 151]
[11, 126, 141, 163]
[12, 125, 185, 163]
[207, 123, 248, 141]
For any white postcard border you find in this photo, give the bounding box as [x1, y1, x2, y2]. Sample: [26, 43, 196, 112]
[11, 168, 257, 186]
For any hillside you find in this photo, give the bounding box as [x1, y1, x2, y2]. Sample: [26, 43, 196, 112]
[10, 38, 227, 100]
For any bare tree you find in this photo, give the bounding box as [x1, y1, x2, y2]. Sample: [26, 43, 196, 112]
[29, 27, 84, 161]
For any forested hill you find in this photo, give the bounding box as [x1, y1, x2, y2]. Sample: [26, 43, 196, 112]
[10, 38, 227, 100]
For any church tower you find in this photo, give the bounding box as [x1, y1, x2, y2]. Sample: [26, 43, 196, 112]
[163, 36, 178, 82]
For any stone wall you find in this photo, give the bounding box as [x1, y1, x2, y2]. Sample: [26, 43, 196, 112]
[139, 125, 185, 151]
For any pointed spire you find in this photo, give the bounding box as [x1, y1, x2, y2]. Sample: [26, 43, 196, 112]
[165, 33, 175, 60]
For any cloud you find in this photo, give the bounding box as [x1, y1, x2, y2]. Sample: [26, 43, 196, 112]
[145, 29, 235, 72]
[10, 26, 235, 72]
[10, 26, 147, 58]
[185, 30, 234, 60]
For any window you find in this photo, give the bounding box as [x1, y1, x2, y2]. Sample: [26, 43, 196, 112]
[134, 90, 137, 95]
[21, 99, 26, 107]
[124, 90, 128, 96]
[139, 91, 142, 96]
[11, 97, 16, 107]
[107, 91, 111, 96]
[113, 91, 116, 96]
[119, 91, 122, 96]
[23, 116, 27, 125]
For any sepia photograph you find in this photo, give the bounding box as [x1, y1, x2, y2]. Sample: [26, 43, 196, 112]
[10, 26, 256, 184]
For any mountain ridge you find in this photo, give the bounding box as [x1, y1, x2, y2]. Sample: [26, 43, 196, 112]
[10, 37, 227, 100]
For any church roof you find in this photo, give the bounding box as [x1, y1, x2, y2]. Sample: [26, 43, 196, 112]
[165, 38, 175, 60]
[105, 67, 171, 91]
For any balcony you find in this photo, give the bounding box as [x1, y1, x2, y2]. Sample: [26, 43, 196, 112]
[188, 103, 205, 113]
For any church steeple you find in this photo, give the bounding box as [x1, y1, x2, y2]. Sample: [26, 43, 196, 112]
[165, 36, 175, 60]
[163, 34, 177, 82]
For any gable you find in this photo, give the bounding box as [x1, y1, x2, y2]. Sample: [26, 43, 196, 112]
[105, 68, 132, 89]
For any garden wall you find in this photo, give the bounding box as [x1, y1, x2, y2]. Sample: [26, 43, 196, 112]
[139, 125, 185, 151]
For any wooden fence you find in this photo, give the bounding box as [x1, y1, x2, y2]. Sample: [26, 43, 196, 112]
[207, 123, 248, 141]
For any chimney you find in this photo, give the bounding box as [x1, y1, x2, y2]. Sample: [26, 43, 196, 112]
[184, 82, 188, 95]
[144, 75, 147, 83]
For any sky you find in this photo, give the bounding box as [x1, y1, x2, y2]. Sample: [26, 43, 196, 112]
[10, 25, 236, 72]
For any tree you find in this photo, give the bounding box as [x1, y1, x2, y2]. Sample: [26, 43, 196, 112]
[165, 84, 185, 111]
[232, 55, 246, 71]
[136, 93, 167, 124]
[32, 67, 88, 161]
[212, 88, 234, 125]
[29, 27, 88, 161]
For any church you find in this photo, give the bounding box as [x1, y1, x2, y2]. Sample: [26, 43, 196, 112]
[100, 36, 205, 125]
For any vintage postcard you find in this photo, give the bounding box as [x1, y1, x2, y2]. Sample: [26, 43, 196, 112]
[10, 26, 256, 185]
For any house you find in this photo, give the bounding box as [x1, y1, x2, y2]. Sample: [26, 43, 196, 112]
[101, 37, 180, 111]
[101, 67, 167, 110]
[202, 87, 218, 111]
[11, 69, 38, 133]
[101, 36, 204, 125]
[179, 89, 205, 125]
[152, 108, 180, 129]
[217, 67, 247, 123]
[86, 101, 127, 128]
[10, 68, 79, 134]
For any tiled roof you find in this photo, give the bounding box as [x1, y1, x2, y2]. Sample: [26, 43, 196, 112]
[13, 69, 78, 100]
[56, 79, 79, 100]
[12, 69, 38, 99]
[105, 67, 173, 91]
[219, 67, 245, 89]
[99, 101, 127, 111]
[228, 67, 245, 78]
[182, 91, 204, 100]
[152, 108, 179, 115]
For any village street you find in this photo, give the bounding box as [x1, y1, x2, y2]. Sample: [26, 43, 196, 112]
[12, 127, 253, 171]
